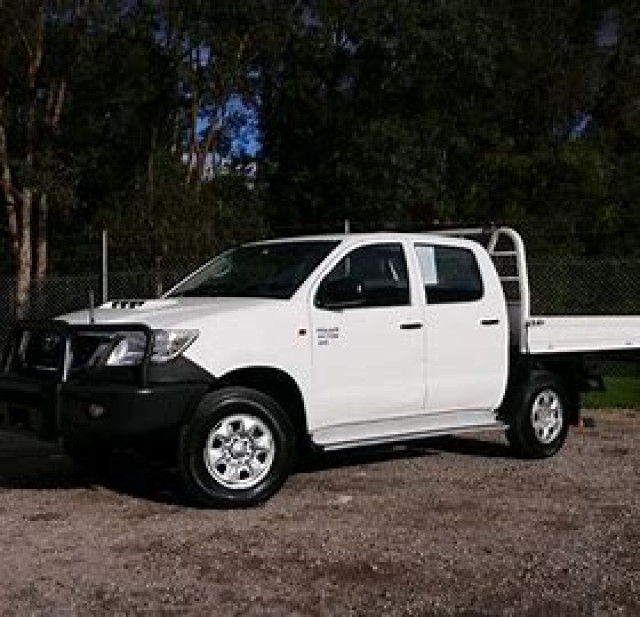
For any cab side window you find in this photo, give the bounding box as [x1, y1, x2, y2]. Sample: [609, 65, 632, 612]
[415, 244, 483, 304]
[317, 243, 410, 308]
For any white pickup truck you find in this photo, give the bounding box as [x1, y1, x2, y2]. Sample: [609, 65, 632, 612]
[1, 227, 639, 507]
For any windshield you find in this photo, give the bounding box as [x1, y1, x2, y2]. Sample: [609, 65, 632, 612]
[167, 241, 340, 300]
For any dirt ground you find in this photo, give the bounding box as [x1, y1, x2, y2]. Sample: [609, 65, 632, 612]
[0, 409, 638, 616]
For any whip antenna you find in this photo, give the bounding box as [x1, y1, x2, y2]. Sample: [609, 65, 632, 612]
[88, 289, 95, 324]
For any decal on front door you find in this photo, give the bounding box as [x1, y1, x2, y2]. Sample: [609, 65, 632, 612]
[316, 327, 340, 346]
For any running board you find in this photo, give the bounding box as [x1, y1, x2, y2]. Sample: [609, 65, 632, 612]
[319, 421, 507, 452]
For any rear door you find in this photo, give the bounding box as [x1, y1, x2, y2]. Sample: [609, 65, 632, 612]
[413, 243, 508, 412]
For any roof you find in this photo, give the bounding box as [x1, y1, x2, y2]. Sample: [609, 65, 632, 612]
[249, 231, 484, 250]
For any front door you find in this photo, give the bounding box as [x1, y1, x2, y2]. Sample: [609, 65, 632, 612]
[309, 242, 425, 444]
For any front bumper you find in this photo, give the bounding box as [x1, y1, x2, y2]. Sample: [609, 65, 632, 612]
[0, 321, 213, 441]
[58, 381, 209, 438]
[0, 375, 210, 441]
[0, 375, 59, 439]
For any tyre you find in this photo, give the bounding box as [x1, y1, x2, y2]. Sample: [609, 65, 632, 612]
[178, 387, 296, 508]
[505, 372, 570, 459]
[62, 436, 112, 472]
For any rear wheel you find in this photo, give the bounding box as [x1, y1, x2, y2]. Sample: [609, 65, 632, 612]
[178, 387, 295, 508]
[506, 372, 570, 458]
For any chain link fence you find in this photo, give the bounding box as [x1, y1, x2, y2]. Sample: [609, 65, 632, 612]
[3, 257, 639, 322]
[529, 257, 640, 315]
[4, 230, 640, 318]
[0, 267, 198, 338]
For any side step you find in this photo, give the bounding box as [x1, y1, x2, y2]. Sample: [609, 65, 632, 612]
[319, 421, 507, 452]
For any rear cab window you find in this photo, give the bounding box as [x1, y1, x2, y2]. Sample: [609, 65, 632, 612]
[414, 244, 484, 304]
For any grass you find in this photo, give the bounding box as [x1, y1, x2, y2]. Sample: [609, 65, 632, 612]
[583, 376, 640, 409]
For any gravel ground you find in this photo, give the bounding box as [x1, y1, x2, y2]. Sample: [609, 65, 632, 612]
[0, 409, 638, 616]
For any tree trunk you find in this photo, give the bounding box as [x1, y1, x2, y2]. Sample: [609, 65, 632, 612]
[0, 120, 20, 260]
[15, 188, 33, 319]
[195, 122, 219, 193]
[4, 2, 77, 322]
[185, 92, 200, 185]
[13, 1, 44, 318]
[31, 192, 48, 318]
[36, 192, 48, 283]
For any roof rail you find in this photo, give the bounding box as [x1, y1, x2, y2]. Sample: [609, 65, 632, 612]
[434, 227, 489, 237]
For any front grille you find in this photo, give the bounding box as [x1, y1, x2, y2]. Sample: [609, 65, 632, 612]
[71, 333, 115, 369]
[13, 331, 116, 375]
[17, 331, 64, 373]
[5, 324, 152, 381]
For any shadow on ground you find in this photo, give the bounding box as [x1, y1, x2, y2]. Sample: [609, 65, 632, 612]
[304, 433, 513, 473]
[0, 430, 513, 506]
[0, 431, 185, 505]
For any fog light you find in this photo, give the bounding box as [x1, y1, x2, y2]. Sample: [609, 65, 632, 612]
[87, 403, 106, 419]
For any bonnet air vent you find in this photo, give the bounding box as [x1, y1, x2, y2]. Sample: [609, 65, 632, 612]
[111, 300, 146, 309]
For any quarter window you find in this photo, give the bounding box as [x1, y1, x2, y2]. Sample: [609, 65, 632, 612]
[415, 245, 483, 304]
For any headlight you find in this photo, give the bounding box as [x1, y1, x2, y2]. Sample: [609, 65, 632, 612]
[105, 329, 198, 366]
[150, 329, 199, 363]
[105, 332, 147, 366]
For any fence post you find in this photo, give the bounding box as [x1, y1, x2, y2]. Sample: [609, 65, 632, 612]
[155, 255, 163, 298]
[102, 229, 109, 303]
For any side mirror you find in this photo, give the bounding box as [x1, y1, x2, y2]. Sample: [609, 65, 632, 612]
[316, 276, 366, 310]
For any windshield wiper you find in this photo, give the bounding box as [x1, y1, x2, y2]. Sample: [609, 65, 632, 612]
[172, 282, 290, 299]
[174, 283, 238, 297]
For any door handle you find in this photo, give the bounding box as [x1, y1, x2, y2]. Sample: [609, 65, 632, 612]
[480, 319, 500, 326]
[400, 322, 424, 330]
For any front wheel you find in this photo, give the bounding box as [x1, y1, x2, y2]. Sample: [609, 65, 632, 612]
[178, 387, 295, 508]
[505, 372, 571, 459]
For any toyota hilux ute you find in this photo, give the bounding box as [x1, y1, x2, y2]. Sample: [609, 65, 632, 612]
[1, 227, 639, 507]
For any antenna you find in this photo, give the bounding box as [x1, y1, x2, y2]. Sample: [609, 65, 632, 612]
[88, 289, 95, 324]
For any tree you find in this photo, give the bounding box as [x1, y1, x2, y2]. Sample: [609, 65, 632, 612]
[0, 0, 91, 316]
[81, 1, 269, 266]
[257, 0, 639, 254]
[3, 0, 638, 305]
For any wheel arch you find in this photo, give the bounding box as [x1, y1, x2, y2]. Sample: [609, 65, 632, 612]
[535, 358, 586, 426]
[502, 353, 584, 426]
[207, 366, 310, 449]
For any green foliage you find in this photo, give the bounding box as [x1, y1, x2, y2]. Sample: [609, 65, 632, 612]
[92, 152, 267, 272]
[260, 0, 639, 254]
[584, 377, 640, 409]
